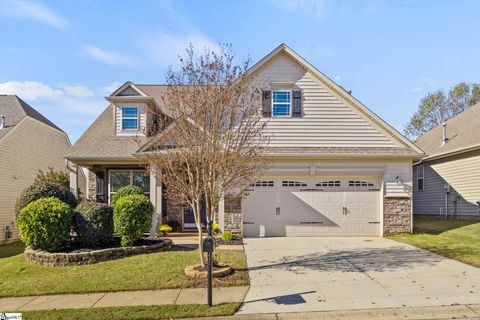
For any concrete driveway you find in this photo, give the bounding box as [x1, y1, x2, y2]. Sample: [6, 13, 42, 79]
[238, 237, 480, 314]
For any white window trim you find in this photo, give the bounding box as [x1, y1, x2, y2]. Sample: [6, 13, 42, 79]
[416, 166, 424, 191]
[108, 169, 150, 204]
[121, 106, 139, 131]
[271, 90, 292, 117]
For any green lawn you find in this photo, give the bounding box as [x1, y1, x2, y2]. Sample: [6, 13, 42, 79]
[390, 216, 480, 267]
[0, 242, 248, 297]
[21, 303, 240, 320]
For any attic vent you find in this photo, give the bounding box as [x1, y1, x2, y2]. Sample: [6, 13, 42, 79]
[0, 114, 5, 129]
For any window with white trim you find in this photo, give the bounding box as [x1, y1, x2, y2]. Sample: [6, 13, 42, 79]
[109, 170, 150, 203]
[272, 91, 291, 116]
[121, 106, 139, 130]
[417, 166, 424, 191]
[282, 181, 307, 187]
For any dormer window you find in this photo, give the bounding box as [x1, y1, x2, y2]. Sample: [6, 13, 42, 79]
[121, 106, 139, 130]
[272, 91, 291, 117]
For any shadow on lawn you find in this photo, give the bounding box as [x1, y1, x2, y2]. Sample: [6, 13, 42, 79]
[413, 216, 480, 235]
[245, 245, 444, 274]
[0, 241, 25, 258]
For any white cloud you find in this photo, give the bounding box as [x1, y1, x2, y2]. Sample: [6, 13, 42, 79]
[0, 80, 115, 142]
[83, 45, 139, 67]
[0, 81, 63, 100]
[98, 82, 123, 96]
[1, 0, 66, 29]
[269, 0, 329, 18]
[143, 30, 219, 67]
[334, 75, 341, 81]
[412, 87, 422, 93]
[63, 85, 94, 98]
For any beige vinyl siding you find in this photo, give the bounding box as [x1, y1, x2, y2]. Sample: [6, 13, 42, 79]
[254, 53, 399, 148]
[413, 149, 480, 216]
[114, 103, 147, 136]
[0, 118, 72, 242]
[261, 159, 412, 198]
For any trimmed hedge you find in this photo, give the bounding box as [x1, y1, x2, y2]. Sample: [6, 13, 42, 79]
[114, 194, 153, 247]
[110, 185, 144, 207]
[15, 181, 77, 218]
[18, 197, 73, 252]
[73, 201, 114, 247]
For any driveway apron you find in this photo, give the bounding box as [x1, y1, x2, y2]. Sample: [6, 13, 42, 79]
[238, 237, 480, 314]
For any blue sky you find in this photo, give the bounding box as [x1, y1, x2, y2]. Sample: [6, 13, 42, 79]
[0, 0, 479, 142]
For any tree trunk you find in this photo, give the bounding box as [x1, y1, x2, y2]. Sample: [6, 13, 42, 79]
[194, 201, 205, 267]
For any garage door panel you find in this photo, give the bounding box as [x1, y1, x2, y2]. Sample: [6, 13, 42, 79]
[243, 178, 381, 237]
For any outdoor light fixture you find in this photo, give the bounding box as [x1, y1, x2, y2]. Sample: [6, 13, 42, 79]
[395, 176, 403, 185]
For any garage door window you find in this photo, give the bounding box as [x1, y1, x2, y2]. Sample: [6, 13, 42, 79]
[250, 181, 274, 187]
[316, 181, 341, 187]
[282, 181, 307, 187]
[348, 180, 374, 187]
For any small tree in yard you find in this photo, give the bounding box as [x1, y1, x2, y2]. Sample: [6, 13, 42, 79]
[143, 45, 269, 267]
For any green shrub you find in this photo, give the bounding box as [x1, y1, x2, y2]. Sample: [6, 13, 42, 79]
[34, 167, 69, 189]
[114, 194, 153, 246]
[18, 197, 73, 251]
[73, 201, 113, 247]
[15, 181, 77, 219]
[111, 185, 144, 207]
[221, 230, 233, 242]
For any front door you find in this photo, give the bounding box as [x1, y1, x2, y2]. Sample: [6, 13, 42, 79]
[183, 201, 207, 229]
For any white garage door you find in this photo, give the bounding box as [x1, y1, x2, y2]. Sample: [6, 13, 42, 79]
[243, 179, 381, 237]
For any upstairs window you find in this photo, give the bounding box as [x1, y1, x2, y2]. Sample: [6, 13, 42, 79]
[272, 91, 291, 116]
[121, 106, 139, 130]
[417, 166, 424, 191]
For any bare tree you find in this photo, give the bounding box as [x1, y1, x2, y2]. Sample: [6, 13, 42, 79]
[143, 45, 269, 267]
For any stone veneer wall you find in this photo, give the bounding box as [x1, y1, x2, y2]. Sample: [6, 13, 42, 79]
[87, 169, 96, 201]
[224, 212, 242, 234]
[25, 240, 172, 267]
[384, 197, 411, 235]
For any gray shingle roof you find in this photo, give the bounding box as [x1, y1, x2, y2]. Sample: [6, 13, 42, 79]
[0, 95, 63, 140]
[415, 103, 480, 158]
[66, 104, 147, 159]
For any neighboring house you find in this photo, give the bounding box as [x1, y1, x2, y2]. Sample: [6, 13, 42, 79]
[0, 95, 85, 243]
[67, 44, 423, 237]
[413, 104, 480, 218]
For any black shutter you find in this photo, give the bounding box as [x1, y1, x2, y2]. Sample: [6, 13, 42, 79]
[292, 91, 302, 117]
[262, 90, 272, 117]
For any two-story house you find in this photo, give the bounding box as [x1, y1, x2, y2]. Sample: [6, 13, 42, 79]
[66, 44, 423, 237]
[413, 104, 480, 218]
[0, 95, 85, 243]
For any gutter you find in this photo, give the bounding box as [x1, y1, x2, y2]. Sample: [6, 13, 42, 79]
[416, 143, 480, 163]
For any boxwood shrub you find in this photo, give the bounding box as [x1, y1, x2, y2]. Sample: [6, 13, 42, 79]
[110, 185, 144, 207]
[18, 197, 73, 252]
[114, 194, 153, 246]
[15, 181, 77, 219]
[73, 201, 114, 247]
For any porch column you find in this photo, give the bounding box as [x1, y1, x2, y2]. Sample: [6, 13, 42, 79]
[68, 161, 79, 198]
[149, 164, 162, 237]
[218, 195, 225, 232]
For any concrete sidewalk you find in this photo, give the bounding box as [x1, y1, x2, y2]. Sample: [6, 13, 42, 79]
[0, 286, 249, 311]
[185, 304, 480, 319]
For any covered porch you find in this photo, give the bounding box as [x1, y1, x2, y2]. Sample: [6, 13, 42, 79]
[68, 160, 241, 235]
